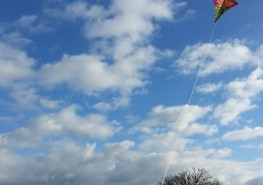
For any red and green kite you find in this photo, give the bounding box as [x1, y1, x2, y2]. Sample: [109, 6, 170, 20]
[214, 0, 238, 22]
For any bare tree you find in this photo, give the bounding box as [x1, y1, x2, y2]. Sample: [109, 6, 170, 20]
[160, 168, 223, 185]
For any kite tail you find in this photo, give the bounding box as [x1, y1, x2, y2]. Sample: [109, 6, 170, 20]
[160, 22, 217, 185]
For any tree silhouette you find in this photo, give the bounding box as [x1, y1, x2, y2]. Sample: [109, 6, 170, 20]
[160, 168, 223, 185]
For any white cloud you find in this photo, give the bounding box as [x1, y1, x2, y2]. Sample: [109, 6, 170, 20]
[44, 1, 106, 21]
[176, 44, 263, 126]
[39, 46, 157, 96]
[174, 40, 254, 76]
[211, 147, 232, 159]
[92, 102, 112, 112]
[1, 31, 32, 47]
[226, 68, 263, 99]
[85, 0, 173, 39]
[32, 105, 120, 139]
[105, 140, 135, 156]
[238, 144, 256, 149]
[38, 0, 178, 110]
[16, 15, 38, 27]
[173, 2, 196, 23]
[255, 44, 263, 67]
[6, 83, 64, 111]
[222, 127, 263, 141]
[45, 0, 174, 43]
[64, 1, 105, 21]
[39, 98, 64, 110]
[213, 98, 254, 125]
[0, 105, 119, 149]
[183, 123, 218, 136]
[139, 131, 192, 153]
[0, 15, 51, 49]
[0, 43, 35, 87]
[197, 82, 223, 94]
[213, 68, 263, 125]
[134, 104, 216, 137]
[10, 85, 38, 110]
[2, 13, 52, 34]
[143, 105, 210, 126]
[1, 132, 263, 185]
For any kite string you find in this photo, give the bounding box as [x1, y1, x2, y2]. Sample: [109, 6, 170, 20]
[187, 22, 217, 106]
[160, 22, 217, 185]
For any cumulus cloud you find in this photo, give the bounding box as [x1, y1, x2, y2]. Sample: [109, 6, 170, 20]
[213, 98, 254, 125]
[1, 83, 64, 112]
[83, 0, 174, 39]
[39, 46, 157, 95]
[0, 31, 32, 47]
[175, 42, 263, 126]
[0, 43, 35, 87]
[105, 140, 135, 156]
[174, 40, 254, 76]
[226, 68, 263, 99]
[255, 44, 263, 66]
[14, 15, 52, 33]
[39, 98, 64, 110]
[44, 0, 174, 48]
[38, 0, 176, 99]
[213, 68, 263, 125]
[134, 104, 216, 137]
[34, 105, 120, 139]
[0, 105, 119, 150]
[0, 138, 260, 185]
[0, 139, 163, 185]
[9, 84, 38, 110]
[197, 82, 223, 94]
[139, 131, 192, 153]
[44, 1, 106, 21]
[222, 127, 263, 141]
[92, 101, 112, 112]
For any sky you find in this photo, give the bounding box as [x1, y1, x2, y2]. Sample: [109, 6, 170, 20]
[0, 0, 263, 185]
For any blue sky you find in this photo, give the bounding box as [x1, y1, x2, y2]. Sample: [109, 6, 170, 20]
[0, 0, 263, 185]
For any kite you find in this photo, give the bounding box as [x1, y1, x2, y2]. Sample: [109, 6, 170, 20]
[214, 0, 238, 22]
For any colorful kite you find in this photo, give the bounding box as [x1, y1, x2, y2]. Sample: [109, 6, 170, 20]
[214, 0, 238, 22]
